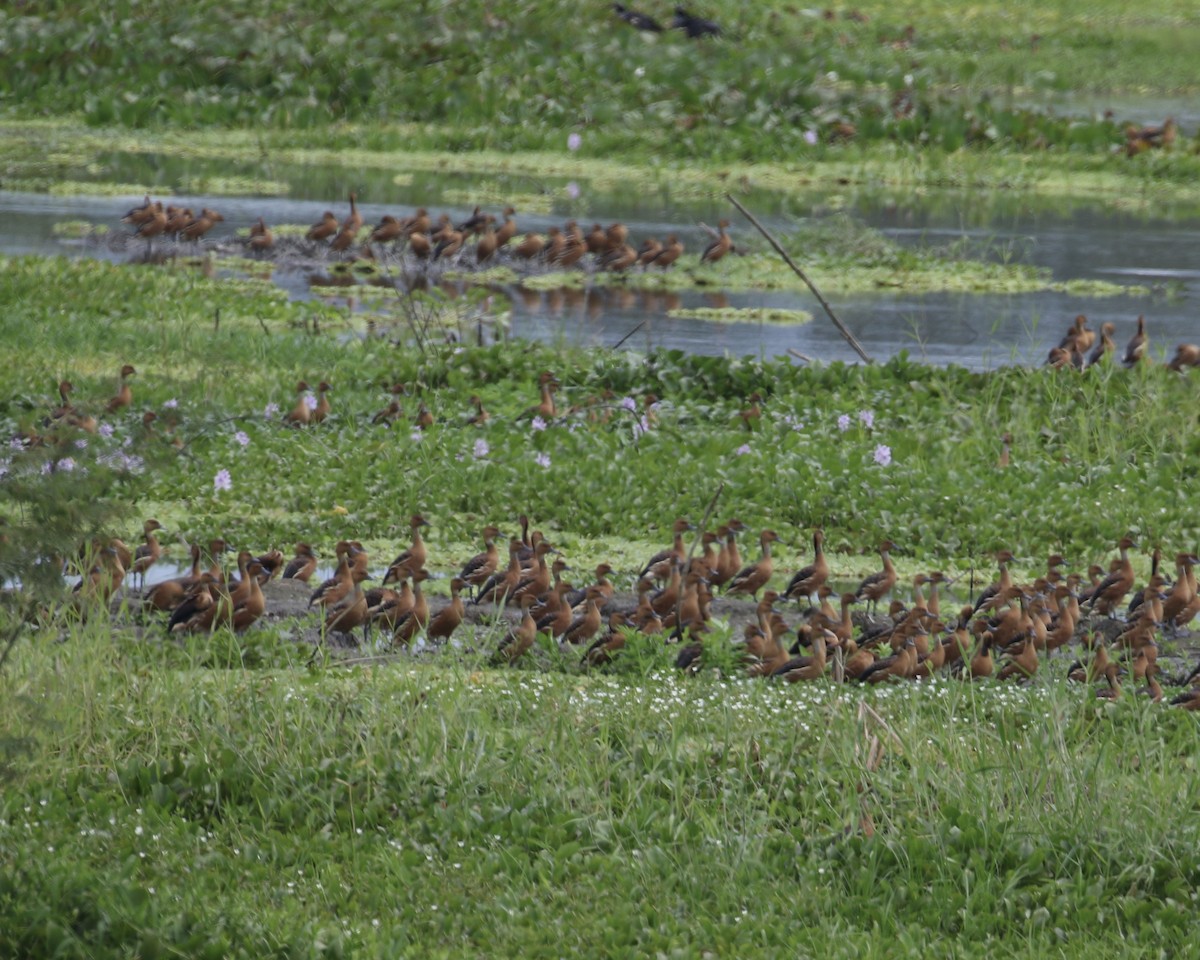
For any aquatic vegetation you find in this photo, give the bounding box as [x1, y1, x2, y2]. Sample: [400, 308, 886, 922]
[667, 307, 815, 325]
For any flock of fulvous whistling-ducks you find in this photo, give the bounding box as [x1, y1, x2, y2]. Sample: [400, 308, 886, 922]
[1047, 313, 1200, 372]
[118, 193, 737, 273]
[66, 499, 1200, 708]
[28, 355, 1200, 707]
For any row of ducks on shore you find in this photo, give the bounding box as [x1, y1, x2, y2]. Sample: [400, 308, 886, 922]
[120, 194, 737, 271]
[1048, 313, 1200, 371]
[71, 515, 1200, 705]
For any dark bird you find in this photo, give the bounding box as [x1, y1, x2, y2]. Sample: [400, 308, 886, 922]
[672, 5, 721, 38]
[613, 2, 663, 31]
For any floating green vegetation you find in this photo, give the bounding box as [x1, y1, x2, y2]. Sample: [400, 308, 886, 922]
[518, 255, 1149, 297]
[667, 307, 815, 325]
[443, 266, 520, 286]
[177, 173, 291, 196]
[441, 187, 555, 214]
[0, 178, 165, 197]
[50, 220, 99, 238]
[390, 173, 414, 187]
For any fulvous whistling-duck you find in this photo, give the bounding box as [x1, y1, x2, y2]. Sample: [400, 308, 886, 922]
[476, 217, 500, 263]
[249, 218, 274, 256]
[538, 580, 578, 639]
[1095, 664, 1122, 702]
[512, 540, 556, 603]
[997, 432, 1012, 468]
[164, 207, 193, 239]
[1171, 687, 1200, 711]
[105, 365, 136, 414]
[230, 560, 266, 632]
[73, 546, 125, 610]
[1125, 117, 1176, 156]
[341, 192, 363, 236]
[495, 207, 518, 249]
[384, 514, 430, 582]
[310, 381, 332, 424]
[307, 211, 338, 243]
[561, 585, 606, 646]
[129, 518, 164, 591]
[371, 215, 404, 245]
[308, 552, 353, 609]
[514, 233, 545, 260]
[1142, 664, 1163, 703]
[466, 395, 490, 427]
[649, 235, 684, 270]
[474, 538, 525, 606]
[582, 612, 632, 667]
[284, 381, 312, 427]
[427, 577, 468, 643]
[965, 631, 994, 680]
[459, 524, 503, 595]
[997, 633, 1039, 681]
[700, 220, 732, 263]
[282, 542, 318, 583]
[1166, 343, 1200, 371]
[584, 224, 607, 254]
[640, 517, 692, 582]
[496, 594, 539, 663]
[168, 577, 219, 634]
[521, 371, 560, 421]
[1123, 316, 1148, 366]
[783, 529, 828, 601]
[392, 569, 431, 645]
[972, 549, 1015, 614]
[542, 228, 566, 264]
[457, 206, 488, 236]
[1085, 536, 1137, 616]
[602, 243, 638, 272]
[136, 205, 168, 250]
[614, 2, 663, 31]
[673, 5, 721, 37]
[409, 232, 432, 259]
[855, 540, 897, 614]
[711, 519, 745, 588]
[121, 195, 154, 225]
[726, 530, 781, 600]
[371, 400, 403, 426]
[415, 401, 435, 431]
[860, 635, 918, 683]
[402, 208, 431, 237]
[179, 208, 224, 244]
[144, 543, 202, 611]
[637, 238, 662, 268]
[1086, 323, 1116, 368]
[1162, 553, 1199, 628]
[325, 580, 369, 643]
[775, 630, 830, 683]
[330, 227, 356, 255]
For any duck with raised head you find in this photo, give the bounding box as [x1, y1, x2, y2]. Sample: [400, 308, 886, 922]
[341, 192, 363, 236]
[700, 219, 732, 263]
[710, 519, 745, 588]
[726, 530, 781, 601]
[494, 207, 518, 249]
[144, 543, 202, 611]
[561, 585, 606, 647]
[1086, 322, 1117, 368]
[459, 524, 503, 596]
[129, 518, 164, 591]
[105, 365, 136, 415]
[324, 578, 369, 644]
[474, 538, 525, 606]
[855, 540, 897, 615]
[391, 569, 431, 645]
[249, 218, 274, 256]
[639, 518, 693, 583]
[1085, 536, 1137, 616]
[308, 550, 354, 609]
[1166, 343, 1200, 371]
[180, 208, 224, 245]
[1123, 315, 1148, 366]
[284, 381, 313, 427]
[310, 381, 332, 424]
[121, 195, 154, 226]
[135, 204, 168, 251]
[73, 546, 126, 611]
[783, 529, 829, 602]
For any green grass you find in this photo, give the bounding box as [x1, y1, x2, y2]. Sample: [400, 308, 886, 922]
[3, 630, 1200, 958]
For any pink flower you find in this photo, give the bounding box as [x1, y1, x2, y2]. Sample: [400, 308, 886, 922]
[213, 468, 232, 492]
[873, 444, 892, 466]
[567, 132, 583, 152]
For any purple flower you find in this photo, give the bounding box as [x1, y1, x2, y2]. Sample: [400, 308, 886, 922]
[99, 422, 115, 439]
[40, 461, 52, 475]
[234, 430, 250, 447]
[534, 452, 551, 469]
[473, 438, 489, 459]
[531, 416, 547, 432]
[263, 402, 280, 420]
[858, 409, 874, 428]
[304, 393, 318, 411]
[735, 444, 752, 456]
[804, 129, 819, 145]
[837, 413, 851, 432]
[56, 457, 76, 472]
[163, 398, 178, 409]
[213, 468, 232, 492]
[567, 132, 583, 152]
[873, 444, 892, 467]
[9, 438, 24, 452]
[410, 429, 423, 443]
[620, 396, 638, 413]
[75, 439, 88, 449]
[565, 181, 581, 200]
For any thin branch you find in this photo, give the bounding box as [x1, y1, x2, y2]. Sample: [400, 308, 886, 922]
[725, 194, 873, 364]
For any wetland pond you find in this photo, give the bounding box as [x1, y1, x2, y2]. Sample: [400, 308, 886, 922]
[3, 150, 1197, 369]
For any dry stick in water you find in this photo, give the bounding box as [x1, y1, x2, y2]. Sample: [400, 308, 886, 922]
[725, 193, 873, 364]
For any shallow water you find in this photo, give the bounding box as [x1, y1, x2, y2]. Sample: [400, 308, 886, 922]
[4, 160, 1199, 369]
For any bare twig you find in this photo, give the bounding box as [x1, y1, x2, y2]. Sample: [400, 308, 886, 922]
[611, 320, 646, 350]
[725, 194, 873, 364]
[787, 348, 815, 364]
